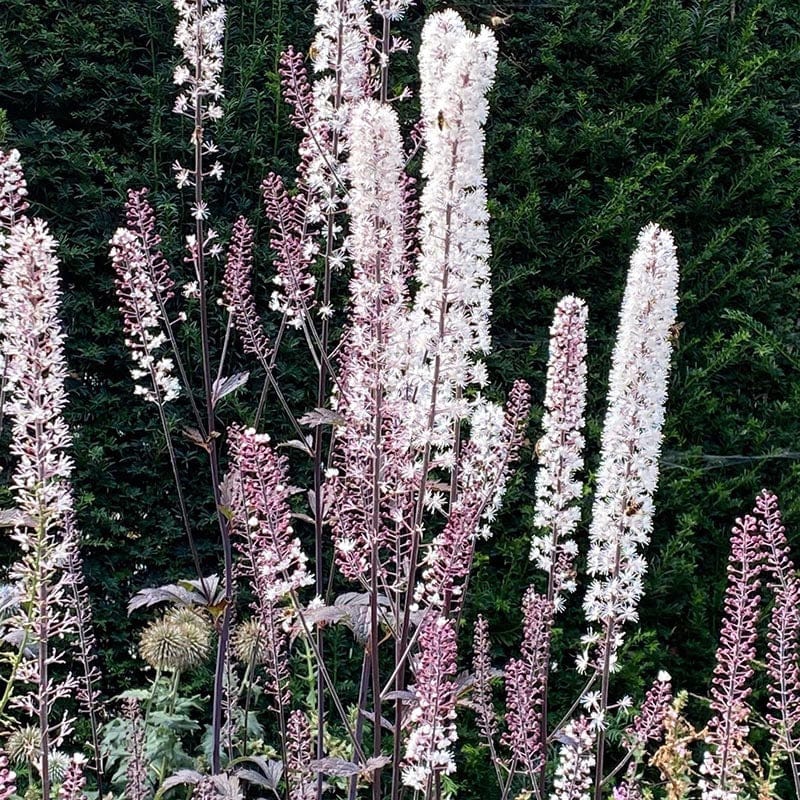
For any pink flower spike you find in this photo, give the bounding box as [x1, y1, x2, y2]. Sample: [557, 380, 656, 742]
[222, 216, 271, 363]
[402, 615, 459, 791]
[699, 512, 762, 800]
[501, 588, 553, 778]
[0, 148, 30, 232]
[755, 490, 800, 762]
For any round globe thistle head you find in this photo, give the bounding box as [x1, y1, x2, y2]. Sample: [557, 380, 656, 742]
[139, 607, 211, 672]
[47, 750, 70, 783]
[6, 726, 40, 766]
[231, 618, 268, 666]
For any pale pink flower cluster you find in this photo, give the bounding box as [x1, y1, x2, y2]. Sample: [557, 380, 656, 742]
[57, 754, 88, 800]
[414, 382, 530, 614]
[580, 224, 679, 673]
[0, 149, 84, 779]
[328, 99, 415, 579]
[0, 754, 16, 800]
[471, 615, 497, 744]
[402, 615, 459, 790]
[110, 191, 181, 405]
[551, 717, 596, 800]
[2, 216, 74, 519]
[171, 0, 226, 188]
[228, 425, 313, 707]
[228, 425, 313, 603]
[530, 296, 588, 610]
[261, 171, 318, 326]
[757, 490, 800, 757]
[286, 710, 315, 800]
[502, 588, 553, 776]
[624, 670, 673, 752]
[699, 513, 761, 800]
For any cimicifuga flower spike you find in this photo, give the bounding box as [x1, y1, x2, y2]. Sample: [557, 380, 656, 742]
[171, 0, 226, 187]
[285, 710, 315, 800]
[414, 381, 530, 615]
[530, 296, 588, 611]
[228, 425, 313, 603]
[227, 425, 312, 709]
[403, 11, 498, 449]
[111, 191, 181, 405]
[310, 0, 371, 107]
[0, 181, 82, 800]
[580, 224, 679, 674]
[502, 588, 553, 778]
[261, 172, 317, 325]
[0, 148, 29, 236]
[551, 717, 596, 800]
[222, 216, 271, 363]
[327, 98, 415, 582]
[58, 754, 88, 800]
[623, 670, 673, 753]
[755, 490, 800, 786]
[0, 754, 17, 800]
[472, 615, 497, 745]
[403, 615, 459, 791]
[122, 698, 149, 800]
[698, 513, 762, 800]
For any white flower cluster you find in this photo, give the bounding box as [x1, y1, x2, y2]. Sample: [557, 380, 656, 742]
[698, 751, 739, 800]
[311, 0, 371, 105]
[0, 148, 29, 236]
[171, 0, 226, 188]
[550, 717, 596, 800]
[110, 229, 181, 405]
[530, 296, 588, 610]
[2, 216, 74, 522]
[402, 10, 498, 449]
[344, 98, 410, 410]
[372, 0, 414, 22]
[581, 224, 679, 672]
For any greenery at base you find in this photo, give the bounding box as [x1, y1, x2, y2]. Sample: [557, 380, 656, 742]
[2, 0, 800, 794]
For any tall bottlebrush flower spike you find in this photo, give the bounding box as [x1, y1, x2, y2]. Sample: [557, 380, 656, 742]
[414, 381, 530, 615]
[171, 0, 226, 187]
[530, 296, 588, 610]
[624, 670, 673, 752]
[0, 148, 92, 797]
[328, 98, 414, 581]
[471, 615, 497, 744]
[228, 425, 313, 603]
[581, 224, 679, 673]
[502, 588, 553, 777]
[261, 172, 317, 325]
[402, 10, 499, 450]
[222, 216, 271, 363]
[754, 491, 800, 770]
[0, 148, 29, 235]
[402, 615, 459, 791]
[698, 513, 762, 800]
